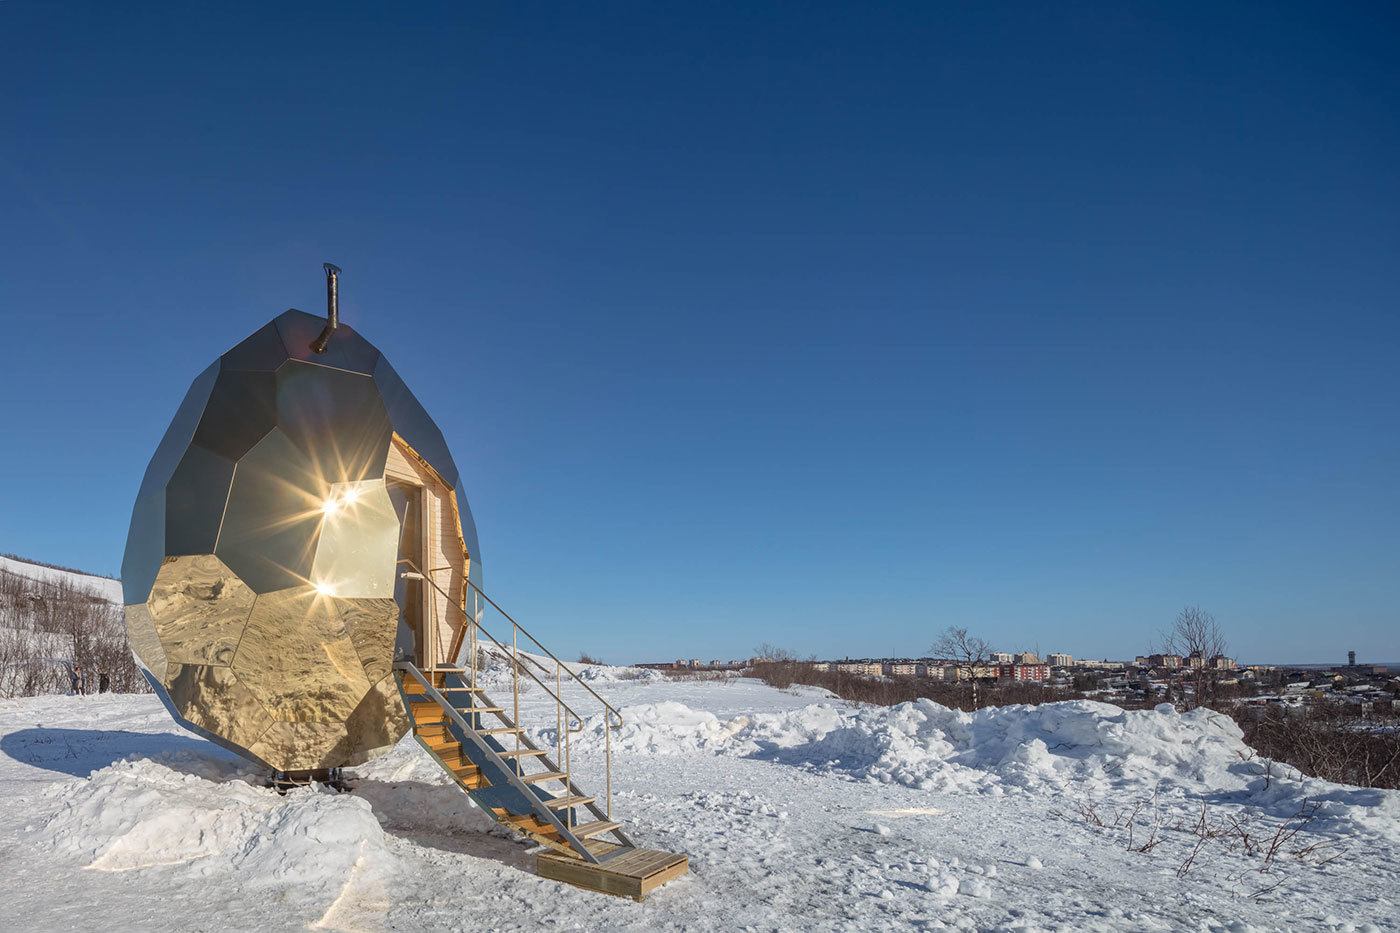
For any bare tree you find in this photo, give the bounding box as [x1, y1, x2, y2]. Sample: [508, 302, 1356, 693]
[1159, 606, 1228, 710]
[930, 626, 993, 709]
[753, 643, 796, 663]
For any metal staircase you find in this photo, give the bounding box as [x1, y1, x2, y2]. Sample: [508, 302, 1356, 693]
[392, 561, 686, 897]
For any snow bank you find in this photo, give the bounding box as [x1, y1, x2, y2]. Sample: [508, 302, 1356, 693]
[38, 757, 395, 888]
[573, 663, 665, 684]
[472, 645, 663, 689]
[551, 699, 1400, 839]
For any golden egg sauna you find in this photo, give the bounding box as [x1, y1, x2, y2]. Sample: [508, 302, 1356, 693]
[121, 265, 686, 900]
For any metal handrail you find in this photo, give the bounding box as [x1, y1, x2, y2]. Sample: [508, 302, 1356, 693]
[397, 560, 592, 730]
[461, 575, 624, 728]
[395, 660, 605, 864]
[396, 558, 623, 819]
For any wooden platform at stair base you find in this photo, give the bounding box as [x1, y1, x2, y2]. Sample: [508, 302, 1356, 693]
[536, 845, 688, 901]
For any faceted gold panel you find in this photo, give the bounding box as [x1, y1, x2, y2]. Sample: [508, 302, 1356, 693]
[148, 555, 255, 666]
[248, 721, 352, 772]
[165, 662, 274, 751]
[342, 675, 410, 765]
[231, 587, 374, 723]
[123, 603, 167, 674]
[310, 479, 400, 600]
[338, 598, 401, 685]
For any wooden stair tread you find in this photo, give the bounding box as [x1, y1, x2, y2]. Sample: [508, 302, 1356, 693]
[543, 794, 594, 809]
[569, 820, 622, 839]
[522, 771, 569, 785]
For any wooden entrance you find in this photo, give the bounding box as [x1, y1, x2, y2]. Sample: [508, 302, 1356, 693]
[385, 434, 469, 670]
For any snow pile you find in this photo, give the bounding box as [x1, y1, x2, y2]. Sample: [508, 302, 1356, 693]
[38, 757, 395, 887]
[557, 699, 1400, 838]
[573, 663, 665, 684]
[470, 646, 663, 690]
[581, 701, 753, 754]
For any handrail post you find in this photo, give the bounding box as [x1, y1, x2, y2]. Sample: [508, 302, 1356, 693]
[555, 659, 563, 778]
[512, 624, 521, 756]
[606, 716, 612, 821]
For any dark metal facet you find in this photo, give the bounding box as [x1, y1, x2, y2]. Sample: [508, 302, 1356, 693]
[274, 309, 380, 375]
[163, 445, 236, 556]
[137, 361, 219, 500]
[220, 320, 287, 372]
[121, 490, 166, 606]
[192, 369, 278, 461]
[373, 355, 461, 489]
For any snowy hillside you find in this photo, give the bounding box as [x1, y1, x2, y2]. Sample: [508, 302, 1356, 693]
[0, 555, 123, 604]
[1, 676, 1396, 930]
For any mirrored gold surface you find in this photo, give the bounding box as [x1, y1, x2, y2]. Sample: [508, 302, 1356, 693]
[310, 479, 400, 599]
[231, 586, 373, 723]
[337, 597, 401, 684]
[123, 603, 166, 674]
[148, 555, 255, 666]
[342, 675, 410, 765]
[247, 721, 351, 772]
[166, 662, 274, 750]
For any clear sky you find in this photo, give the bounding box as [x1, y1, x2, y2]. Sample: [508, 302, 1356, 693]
[2, 2, 1397, 666]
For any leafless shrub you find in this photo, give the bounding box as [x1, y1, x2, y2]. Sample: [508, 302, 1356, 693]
[1062, 787, 1337, 898]
[577, 651, 604, 665]
[1236, 705, 1400, 790]
[0, 564, 147, 697]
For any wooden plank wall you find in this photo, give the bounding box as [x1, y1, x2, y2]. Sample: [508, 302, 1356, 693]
[386, 438, 468, 669]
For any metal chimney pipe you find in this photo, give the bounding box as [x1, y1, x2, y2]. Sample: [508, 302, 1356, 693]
[310, 262, 342, 354]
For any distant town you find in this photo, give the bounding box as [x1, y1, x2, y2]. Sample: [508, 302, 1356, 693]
[640, 650, 1397, 714]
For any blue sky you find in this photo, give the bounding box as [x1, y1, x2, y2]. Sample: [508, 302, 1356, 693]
[2, 2, 1397, 665]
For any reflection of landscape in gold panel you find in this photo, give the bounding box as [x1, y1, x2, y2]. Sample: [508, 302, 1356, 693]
[339, 598, 401, 684]
[165, 662, 273, 749]
[248, 721, 350, 771]
[231, 587, 373, 723]
[147, 555, 255, 666]
[123, 603, 167, 674]
[342, 675, 411, 764]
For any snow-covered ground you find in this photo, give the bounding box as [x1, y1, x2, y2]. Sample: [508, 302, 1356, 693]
[1, 672, 1397, 931]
